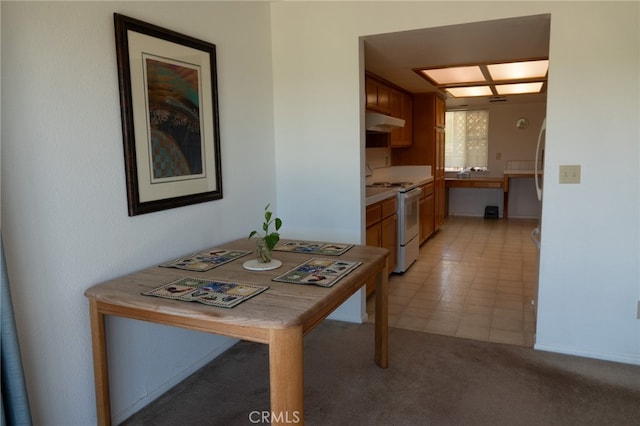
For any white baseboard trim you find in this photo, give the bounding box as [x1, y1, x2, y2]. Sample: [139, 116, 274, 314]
[534, 343, 640, 366]
[447, 213, 539, 220]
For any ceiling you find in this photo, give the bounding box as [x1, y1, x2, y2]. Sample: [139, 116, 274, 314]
[363, 14, 551, 108]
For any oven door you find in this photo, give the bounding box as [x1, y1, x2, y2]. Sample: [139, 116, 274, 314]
[399, 187, 421, 245]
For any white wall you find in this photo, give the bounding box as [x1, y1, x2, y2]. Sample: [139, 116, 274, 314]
[486, 102, 547, 178]
[448, 101, 546, 218]
[2, 2, 275, 424]
[271, 0, 639, 367]
[2, 1, 638, 425]
[535, 2, 639, 363]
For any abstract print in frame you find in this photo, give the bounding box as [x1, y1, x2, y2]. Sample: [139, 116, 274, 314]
[114, 13, 222, 216]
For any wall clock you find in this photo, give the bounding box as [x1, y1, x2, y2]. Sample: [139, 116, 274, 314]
[516, 117, 529, 129]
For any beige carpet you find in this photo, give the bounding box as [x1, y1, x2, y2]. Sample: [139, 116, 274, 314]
[122, 321, 640, 425]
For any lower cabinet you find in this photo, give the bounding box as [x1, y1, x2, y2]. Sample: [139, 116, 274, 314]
[365, 196, 397, 295]
[419, 182, 435, 244]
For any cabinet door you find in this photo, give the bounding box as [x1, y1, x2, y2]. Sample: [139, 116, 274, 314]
[390, 90, 413, 148]
[381, 214, 397, 272]
[434, 128, 446, 229]
[435, 127, 445, 178]
[366, 77, 379, 110]
[376, 84, 390, 114]
[366, 203, 382, 228]
[421, 194, 435, 242]
[366, 223, 382, 295]
[435, 95, 446, 128]
[402, 92, 413, 145]
[366, 223, 381, 247]
[389, 88, 402, 118]
[365, 76, 391, 114]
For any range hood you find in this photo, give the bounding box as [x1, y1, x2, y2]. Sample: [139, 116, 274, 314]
[366, 112, 405, 133]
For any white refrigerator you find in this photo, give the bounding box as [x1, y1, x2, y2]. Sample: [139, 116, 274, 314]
[530, 117, 546, 325]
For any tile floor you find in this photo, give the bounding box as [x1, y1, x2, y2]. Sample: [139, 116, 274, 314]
[366, 216, 539, 347]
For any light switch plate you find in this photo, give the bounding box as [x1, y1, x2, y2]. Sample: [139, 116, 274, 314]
[559, 165, 581, 184]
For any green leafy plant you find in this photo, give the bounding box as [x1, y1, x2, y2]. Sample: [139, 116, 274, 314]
[248, 203, 283, 251]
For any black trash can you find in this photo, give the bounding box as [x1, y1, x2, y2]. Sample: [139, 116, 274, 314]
[484, 205, 499, 219]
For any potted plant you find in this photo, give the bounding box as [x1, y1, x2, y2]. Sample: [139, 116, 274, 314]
[248, 203, 283, 263]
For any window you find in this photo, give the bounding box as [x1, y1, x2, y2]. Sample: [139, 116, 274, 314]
[444, 110, 489, 171]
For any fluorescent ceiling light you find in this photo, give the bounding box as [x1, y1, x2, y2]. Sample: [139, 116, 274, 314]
[446, 86, 493, 97]
[422, 66, 484, 85]
[416, 58, 548, 98]
[495, 82, 544, 95]
[487, 60, 548, 81]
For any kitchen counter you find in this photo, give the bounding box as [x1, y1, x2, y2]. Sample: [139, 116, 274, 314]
[445, 177, 504, 189]
[365, 187, 397, 206]
[365, 174, 434, 206]
[445, 170, 542, 219]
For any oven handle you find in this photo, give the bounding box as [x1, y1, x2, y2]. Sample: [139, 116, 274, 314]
[403, 187, 422, 200]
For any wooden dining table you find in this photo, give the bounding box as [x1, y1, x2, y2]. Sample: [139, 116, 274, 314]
[84, 238, 389, 426]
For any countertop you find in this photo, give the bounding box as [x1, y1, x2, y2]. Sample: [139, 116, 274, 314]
[365, 187, 397, 206]
[503, 169, 542, 175]
[365, 176, 434, 206]
[365, 166, 434, 206]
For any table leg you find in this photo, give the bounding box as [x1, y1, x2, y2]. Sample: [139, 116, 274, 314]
[269, 326, 304, 425]
[88, 300, 111, 426]
[374, 265, 389, 368]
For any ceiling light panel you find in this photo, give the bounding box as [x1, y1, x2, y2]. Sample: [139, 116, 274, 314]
[487, 60, 548, 81]
[422, 66, 485, 85]
[495, 82, 544, 95]
[446, 86, 493, 97]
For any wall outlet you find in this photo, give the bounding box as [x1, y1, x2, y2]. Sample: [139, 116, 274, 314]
[559, 165, 581, 184]
[496, 152, 502, 160]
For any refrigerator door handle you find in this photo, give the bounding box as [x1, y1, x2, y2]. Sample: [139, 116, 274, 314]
[530, 226, 541, 249]
[535, 118, 546, 201]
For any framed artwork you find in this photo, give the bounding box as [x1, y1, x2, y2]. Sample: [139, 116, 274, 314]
[114, 13, 222, 216]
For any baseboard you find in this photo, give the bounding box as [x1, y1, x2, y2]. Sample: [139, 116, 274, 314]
[507, 214, 539, 219]
[447, 213, 539, 220]
[534, 343, 640, 366]
[113, 338, 238, 424]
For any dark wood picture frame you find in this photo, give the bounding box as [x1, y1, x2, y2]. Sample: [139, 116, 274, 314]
[114, 13, 222, 216]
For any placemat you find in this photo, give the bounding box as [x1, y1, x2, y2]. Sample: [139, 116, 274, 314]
[272, 258, 362, 288]
[160, 249, 251, 272]
[273, 240, 354, 256]
[143, 277, 268, 308]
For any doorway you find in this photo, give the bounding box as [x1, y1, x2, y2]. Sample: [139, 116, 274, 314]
[362, 15, 550, 347]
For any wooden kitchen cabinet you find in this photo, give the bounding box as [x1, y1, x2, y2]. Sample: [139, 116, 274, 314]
[366, 73, 413, 147]
[434, 126, 446, 229]
[419, 182, 435, 244]
[380, 213, 397, 269]
[389, 88, 413, 148]
[365, 75, 390, 114]
[392, 92, 446, 232]
[366, 196, 397, 294]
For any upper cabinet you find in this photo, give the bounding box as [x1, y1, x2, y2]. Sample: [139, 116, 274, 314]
[365, 73, 413, 147]
[435, 94, 446, 128]
[391, 92, 445, 165]
[366, 75, 390, 114]
[389, 88, 413, 148]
